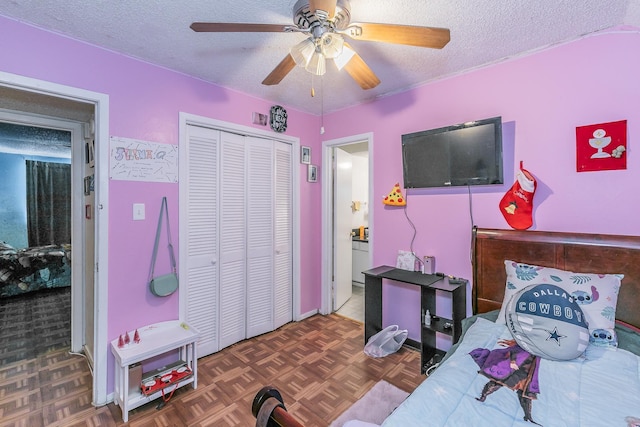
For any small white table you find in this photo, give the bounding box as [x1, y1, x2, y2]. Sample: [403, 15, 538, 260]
[110, 320, 199, 422]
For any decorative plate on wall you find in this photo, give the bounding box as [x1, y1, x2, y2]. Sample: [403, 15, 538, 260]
[270, 105, 287, 133]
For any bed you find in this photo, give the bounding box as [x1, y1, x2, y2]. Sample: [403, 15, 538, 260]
[252, 227, 640, 427]
[0, 241, 71, 297]
[381, 227, 640, 427]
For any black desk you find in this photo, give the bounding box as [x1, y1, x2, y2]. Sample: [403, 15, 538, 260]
[363, 265, 467, 373]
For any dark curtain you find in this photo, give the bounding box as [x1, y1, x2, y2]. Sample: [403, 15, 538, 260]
[26, 160, 71, 247]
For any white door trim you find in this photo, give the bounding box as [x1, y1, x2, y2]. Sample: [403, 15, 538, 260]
[320, 132, 373, 315]
[0, 71, 110, 406]
[178, 113, 302, 321]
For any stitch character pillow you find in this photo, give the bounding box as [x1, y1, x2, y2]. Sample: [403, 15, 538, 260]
[506, 284, 589, 360]
[498, 260, 623, 348]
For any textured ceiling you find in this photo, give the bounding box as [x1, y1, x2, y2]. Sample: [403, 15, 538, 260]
[1, 1, 639, 115]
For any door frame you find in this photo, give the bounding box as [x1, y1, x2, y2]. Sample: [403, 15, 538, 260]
[178, 112, 302, 322]
[0, 71, 110, 406]
[320, 132, 373, 315]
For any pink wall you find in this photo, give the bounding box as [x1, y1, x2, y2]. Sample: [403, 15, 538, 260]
[3, 12, 639, 395]
[0, 15, 322, 393]
[323, 28, 640, 343]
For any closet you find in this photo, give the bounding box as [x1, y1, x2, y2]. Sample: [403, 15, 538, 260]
[183, 124, 293, 357]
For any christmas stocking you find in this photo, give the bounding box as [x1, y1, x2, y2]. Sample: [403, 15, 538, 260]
[499, 162, 536, 230]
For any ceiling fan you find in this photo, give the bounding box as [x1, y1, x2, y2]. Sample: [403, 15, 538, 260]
[190, 0, 450, 90]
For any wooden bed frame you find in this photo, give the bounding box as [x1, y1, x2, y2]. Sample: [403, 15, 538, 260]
[253, 227, 640, 425]
[473, 227, 640, 330]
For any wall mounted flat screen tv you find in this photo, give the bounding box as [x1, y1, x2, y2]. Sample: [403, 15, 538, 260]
[401, 116, 503, 188]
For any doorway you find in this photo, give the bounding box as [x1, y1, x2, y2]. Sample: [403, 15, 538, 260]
[0, 72, 110, 406]
[0, 119, 74, 366]
[321, 133, 372, 321]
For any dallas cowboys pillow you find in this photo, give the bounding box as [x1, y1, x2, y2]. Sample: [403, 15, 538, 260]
[506, 284, 590, 360]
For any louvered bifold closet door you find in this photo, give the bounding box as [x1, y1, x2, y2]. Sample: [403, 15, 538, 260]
[218, 132, 247, 350]
[185, 125, 220, 357]
[246, 137, 275, 339]
[274, 141, 293, 329]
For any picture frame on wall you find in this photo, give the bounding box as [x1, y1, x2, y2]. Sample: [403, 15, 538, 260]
[84, 176, 92, 195]
[576, 119, 627, 172]
[307, 164, 317, 182]
[301, 146, 311, 164]
[89, 139, 95, 168]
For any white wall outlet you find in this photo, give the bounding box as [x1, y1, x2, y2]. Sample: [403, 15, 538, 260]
[133, 203, 145, 220]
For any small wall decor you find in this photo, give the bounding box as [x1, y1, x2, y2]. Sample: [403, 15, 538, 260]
[252, 112, 268, 126]
[576, 119, 627, 172]
[382, 183, 406, 206]
[307, 164, 318, 182]
[110, 136, 178, 182]
[84, 176, 92, 195]
[88, 139, 95, 168]
[301, 146, 311, 164]
[269, 105, 287, 133]
[499, 161, 536, 230]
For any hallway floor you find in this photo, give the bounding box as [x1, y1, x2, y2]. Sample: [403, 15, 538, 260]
[0, 286, 70, 367]
[336, 283, 364, 322]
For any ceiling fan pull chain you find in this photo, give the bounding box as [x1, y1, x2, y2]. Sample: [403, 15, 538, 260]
[320, 77, 325, 134]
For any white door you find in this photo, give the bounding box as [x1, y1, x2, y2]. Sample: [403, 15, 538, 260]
[184, 125, 220, 356]
[218, 131, 247, 350]
[274, 141, 293, 329]
[333, 147, 353, 310]
[246, 136, 275, 338]
[182, 124, 294, 355]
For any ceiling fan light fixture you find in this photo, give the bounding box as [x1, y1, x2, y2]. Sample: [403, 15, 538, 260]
[290, 37, 316, 66]
[333, 44, 356, 70]
[305, 51, 326, 76]
[321, 33, 344, 59]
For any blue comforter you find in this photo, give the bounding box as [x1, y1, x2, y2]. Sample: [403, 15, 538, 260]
[382, 318, 640, 427]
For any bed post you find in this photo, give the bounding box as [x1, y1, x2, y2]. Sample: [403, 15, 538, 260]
[471, 226, 478, 315]
[252, 386, 305, 427]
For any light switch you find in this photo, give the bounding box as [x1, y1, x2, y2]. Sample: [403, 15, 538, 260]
[133, 203, 145, 220]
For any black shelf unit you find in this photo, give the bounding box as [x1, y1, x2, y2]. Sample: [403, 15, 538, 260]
[363, 266, 467, 374]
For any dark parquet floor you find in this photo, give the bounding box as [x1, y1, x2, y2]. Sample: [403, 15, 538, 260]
[0, 313, 425, 427]
[0, 287, 71, 367]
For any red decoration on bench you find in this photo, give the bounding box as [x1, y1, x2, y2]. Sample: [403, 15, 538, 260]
[141, 365, 193, 396]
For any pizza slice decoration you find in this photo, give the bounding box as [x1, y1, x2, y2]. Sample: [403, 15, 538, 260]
[383, 183, 406, 206]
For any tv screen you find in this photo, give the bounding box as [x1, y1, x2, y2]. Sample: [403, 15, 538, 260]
[401, 117, 503, 188]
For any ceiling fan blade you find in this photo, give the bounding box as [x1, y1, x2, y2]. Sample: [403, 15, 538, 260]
[190, 22, 291, 33]
[309, 0, 337, 20]
[343, 23, 450, 49]
[341, 43, 380, 90]
[262, 54, 297, 86]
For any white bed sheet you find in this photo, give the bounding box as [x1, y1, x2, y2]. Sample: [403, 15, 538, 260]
[381, 317, 640, 427]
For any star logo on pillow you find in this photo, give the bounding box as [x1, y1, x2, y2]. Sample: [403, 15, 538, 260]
[545, 327, 567, 346]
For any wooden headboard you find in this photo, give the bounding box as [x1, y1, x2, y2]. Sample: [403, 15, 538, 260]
[472, 227, 640, 330]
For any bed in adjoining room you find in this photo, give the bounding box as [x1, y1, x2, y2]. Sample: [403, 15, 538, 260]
[253, 227, 640, 427]
[0, 241, 71, 298]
